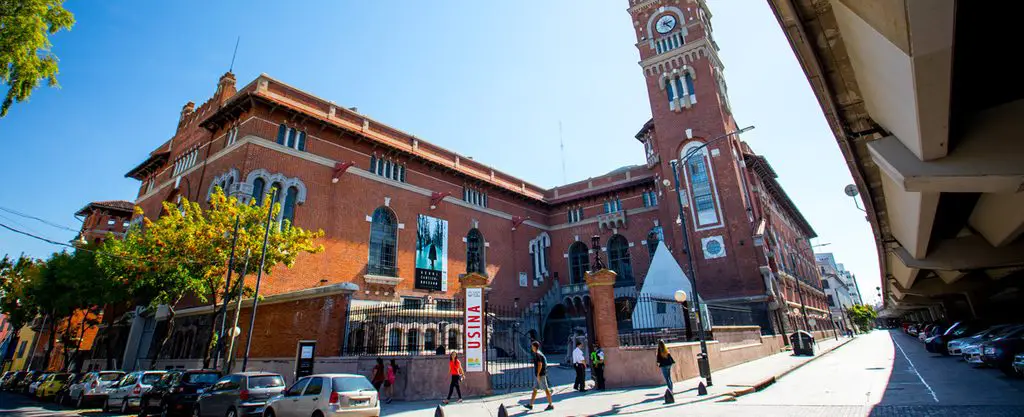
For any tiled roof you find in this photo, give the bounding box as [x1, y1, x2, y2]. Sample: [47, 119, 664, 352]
[76, 200, 135, 216]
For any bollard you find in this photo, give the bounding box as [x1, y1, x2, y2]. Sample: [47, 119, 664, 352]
[497, 403, 509, 417]
[697, 381, 708, 396]
[664, 388, 675, 404]
[435, 404, 446, 417]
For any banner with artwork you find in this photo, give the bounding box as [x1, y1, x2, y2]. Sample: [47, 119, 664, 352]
[465, 287, 484, 372]
[415, 214, 448, 291]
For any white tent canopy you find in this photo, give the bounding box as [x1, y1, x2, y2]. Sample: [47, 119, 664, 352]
[632, 241, 710, 329]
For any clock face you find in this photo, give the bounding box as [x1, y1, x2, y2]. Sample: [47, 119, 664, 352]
[656, 14, 677, 34]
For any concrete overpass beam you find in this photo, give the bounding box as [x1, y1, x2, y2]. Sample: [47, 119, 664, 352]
[880, 174, 939, 260]
[832, 0, 955, 161]
[889, 252, 921, 290]
[894, 234, 1024, 271]
[969, 191, 1024, 248]
[934, 269, 966, 285]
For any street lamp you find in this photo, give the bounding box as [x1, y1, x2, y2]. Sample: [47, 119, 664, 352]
[668, 125, 752, 387]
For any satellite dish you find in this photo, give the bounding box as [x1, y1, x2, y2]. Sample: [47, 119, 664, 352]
[843, 184, 859, 197]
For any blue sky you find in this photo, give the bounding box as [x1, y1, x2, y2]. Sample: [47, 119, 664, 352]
[0, 1, 880, 303]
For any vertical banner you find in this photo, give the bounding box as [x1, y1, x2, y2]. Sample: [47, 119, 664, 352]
[465, 287, 483, 372]
[415, 214, 449, 291]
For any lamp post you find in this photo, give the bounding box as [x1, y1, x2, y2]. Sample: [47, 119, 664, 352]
[667, 125, 752, 386]
[241, 189, 277, 372]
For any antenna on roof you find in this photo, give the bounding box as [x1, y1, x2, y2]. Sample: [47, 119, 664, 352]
[228, 36, 240, 72]
[559, 120, 567, 184]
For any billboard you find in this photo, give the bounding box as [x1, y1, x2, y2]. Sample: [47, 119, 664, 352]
[465, 287, 483, 372]
[415, 214, 448, 291]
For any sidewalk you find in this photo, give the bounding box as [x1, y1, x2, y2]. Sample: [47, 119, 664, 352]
[381, 334, 857, 416]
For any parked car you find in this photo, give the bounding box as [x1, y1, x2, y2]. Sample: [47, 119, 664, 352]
[1012, 353, 1024, 378]
[925, 321, 985, 354]
[67, 370, 125, 408]
[55, 373, 86, 405]
[907, 325, 919, 337]
[28, 373, 52, 395]
[948, 324, 1014, 356]
[0, 371, 28, 391]
[35, 372, 73, 400]
[193, 372, 286, 417]
[14, 371, 41, 393]
[0, 371, 14, 387]
[139, 369, 222, 417]
[103, 370, 167, 414]
[264, 373, 379, 417]
[980, 326, 1024, 376]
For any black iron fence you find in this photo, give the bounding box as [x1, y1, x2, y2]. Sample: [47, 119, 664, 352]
[617, 294, 690, 347]
[343, 299, 464, 356]
[486, 299, 547, 391]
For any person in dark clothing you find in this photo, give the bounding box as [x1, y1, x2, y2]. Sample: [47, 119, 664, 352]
[591, 343, 605, 390]
[656, 340, 676, 392]
[371, 357, 386, 392]
[524, 341, 554, 411]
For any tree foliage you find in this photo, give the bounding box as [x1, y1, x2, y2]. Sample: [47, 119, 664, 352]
[0, 0, 75, 117]
[98, 189, 324, 367]
[847, 304, 877, 332]
[0, 254, 40, 330]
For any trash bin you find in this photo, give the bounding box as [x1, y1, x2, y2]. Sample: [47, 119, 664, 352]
[790, 331, 815, 356]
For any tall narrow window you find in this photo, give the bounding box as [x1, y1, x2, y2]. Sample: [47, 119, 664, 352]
[607, 234, 633, 286]
[448, 329, 460, 351]
[276, 124, 287, 145]
[388, 328, 402, 352]
[296, 131, 306, 151]
[685, 73, 696, 102]
[406, 329, 419, 353]
[568, 242, 590, 284]
[281, 186, 298, 226]
[370, 155, 377, 173]
[666, 80, 676, 103]
[646, 226, 663, 259]
[424, 329, 437, 351]
[286, 128, 297, 148]
[368, 207, 398, 277]
[466, 228, 485, 275]
[685, 147, 718, 226]
[252, 178, 266, 205]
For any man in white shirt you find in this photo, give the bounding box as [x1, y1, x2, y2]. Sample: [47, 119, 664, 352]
[572, 341, 587, 392]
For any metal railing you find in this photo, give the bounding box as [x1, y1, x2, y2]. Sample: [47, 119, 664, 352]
[343, 299, 463, 356]
[617, 294, 690, 347]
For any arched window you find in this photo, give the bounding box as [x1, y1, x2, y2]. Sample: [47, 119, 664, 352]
[683, 143, 719, 227]
[388, 328, 402, 352]
[466, 228, 485, 275]
[368, 207, 398, 277]
[425, 329, 437, 351]
[607, 235, 633, 286]
[269, 182, 283, 204]
[406, 329, 419, 353]
[251, 178, 266, 205]
[281, 186, 299, 226]
[448, 328, 460, 351]
[568, 242, 590, 284]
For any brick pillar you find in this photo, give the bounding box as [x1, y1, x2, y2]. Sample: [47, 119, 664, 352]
[458, 272, 491, 395]
[585, 269, 619, 348]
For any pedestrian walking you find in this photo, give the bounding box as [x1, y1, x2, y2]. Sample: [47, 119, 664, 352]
[525, 340, 554, 411]
[442, 351, 464, 404]
[371, 357, 386, 392]
[572, 341, 587, 392]
[384, 359, 399, 404]
[590, 343, 605, 390]
[656, 340, 676, 392]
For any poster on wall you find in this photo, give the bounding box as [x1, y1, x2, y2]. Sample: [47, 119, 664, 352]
[465, 287, 484, 372]
[294, 340, 316, 379]
[415, 214, 448, 291]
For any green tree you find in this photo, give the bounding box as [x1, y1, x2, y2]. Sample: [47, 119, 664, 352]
[0, 255, 40, 331]
[846, 304, 877, 332]
[99, 189, 324, 368]
[0, 0, 76, 117]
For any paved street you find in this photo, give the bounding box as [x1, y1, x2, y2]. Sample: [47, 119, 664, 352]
[3, 331, 1022, 416]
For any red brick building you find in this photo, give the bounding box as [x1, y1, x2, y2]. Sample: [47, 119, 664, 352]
[111, 0, 827, 363]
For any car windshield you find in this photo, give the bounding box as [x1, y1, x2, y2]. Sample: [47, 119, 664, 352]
[141, 373, 164, 384]
[185, 373, 220, 384]
[99, 373, 124, 381]
[248, 375, 284, 389]
[332, 376, 374, 392]
[54, 374, 72, 382]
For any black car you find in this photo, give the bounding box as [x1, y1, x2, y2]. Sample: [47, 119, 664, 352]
[55, 373, 87, 405]
[925, 321, 984, 355]
[980, 326, 1024, 376]
[15, 371, 43, 394]
[138, 369, 222, 417]
[0, 371, 28, 391]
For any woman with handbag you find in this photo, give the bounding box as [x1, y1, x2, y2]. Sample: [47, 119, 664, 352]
[656, 340, 676, 392]
[442, 351, 465, 404]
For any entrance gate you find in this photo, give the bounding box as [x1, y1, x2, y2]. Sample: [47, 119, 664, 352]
[485, 297, 546, 391]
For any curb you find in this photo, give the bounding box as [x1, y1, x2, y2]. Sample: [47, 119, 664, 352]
[722, 336, 856, 400]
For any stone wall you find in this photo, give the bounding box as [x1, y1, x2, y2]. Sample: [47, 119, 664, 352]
[711, 325, 763, 347]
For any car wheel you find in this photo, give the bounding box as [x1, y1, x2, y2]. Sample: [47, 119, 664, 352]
[226, 407, 237, 417]
[138, 399, 149, 417]
[161, 403, 170, 417]
[55, 393, 63, 405]
[122, 399, 130, 414]
[76, 394, 85, 409]
[264, 409, 276, 417]
[311, 411, 324, 417]
[1000, 365, 1021, 378]
[193, 405, 201, 417]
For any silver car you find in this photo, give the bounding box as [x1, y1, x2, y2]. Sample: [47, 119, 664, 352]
[103, 370, 167, 414]
[194, 372, 286, 417]
[263, 374, 379, 417]
[67, 371, 125, 408]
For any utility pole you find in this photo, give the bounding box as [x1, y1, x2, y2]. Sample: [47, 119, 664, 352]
[242, 190, 277, 372]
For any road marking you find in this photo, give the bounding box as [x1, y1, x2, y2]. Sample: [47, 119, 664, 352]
[892, 335, 939, 403]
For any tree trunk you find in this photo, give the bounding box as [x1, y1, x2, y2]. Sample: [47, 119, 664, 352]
[148, 301, 180, 370]
[201, 297, 221, 369]
[60, 316, 73, 371]
[41, 313, 58, 371]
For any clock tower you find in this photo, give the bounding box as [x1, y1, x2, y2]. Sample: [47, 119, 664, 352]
[628, 0, 769, 321]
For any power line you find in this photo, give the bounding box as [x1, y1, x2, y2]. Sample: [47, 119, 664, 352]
[0, 206, 79, 233]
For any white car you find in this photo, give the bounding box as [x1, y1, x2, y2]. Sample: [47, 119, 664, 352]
[103, 370, 167, 414]
[67, 371, 125, 408]
[263, 373, 379, 417]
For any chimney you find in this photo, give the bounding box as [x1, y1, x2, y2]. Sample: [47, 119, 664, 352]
[178, 101, 195, 127]
[215, 72, 237, 105]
